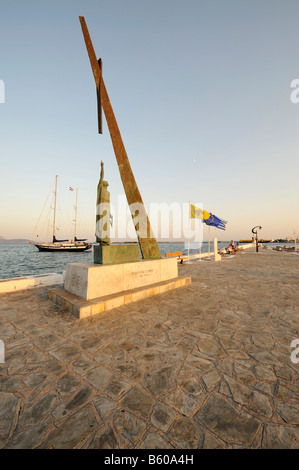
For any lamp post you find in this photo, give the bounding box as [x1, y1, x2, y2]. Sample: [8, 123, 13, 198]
[251, 226, 262, 252]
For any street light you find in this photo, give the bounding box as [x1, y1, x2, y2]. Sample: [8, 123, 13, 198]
[252, 226, 262, 252]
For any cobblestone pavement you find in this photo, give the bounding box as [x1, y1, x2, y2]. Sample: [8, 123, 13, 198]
[0, 249, 298, 449]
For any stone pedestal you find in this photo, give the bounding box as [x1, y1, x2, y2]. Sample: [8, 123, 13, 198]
[94, 243, 140, 265]
[65, 258, 179, 301]
[48, 257, 191, 319]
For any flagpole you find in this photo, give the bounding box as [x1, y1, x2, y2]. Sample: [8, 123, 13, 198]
[214, 227, 216, 255]
[188, 201, 190, 263]
[199, 220, 202, 259]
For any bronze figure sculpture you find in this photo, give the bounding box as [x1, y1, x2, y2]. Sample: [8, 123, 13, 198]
[96, 161, 110, 245]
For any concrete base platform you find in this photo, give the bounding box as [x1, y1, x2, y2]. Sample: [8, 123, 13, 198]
[48, 276, 191, 319]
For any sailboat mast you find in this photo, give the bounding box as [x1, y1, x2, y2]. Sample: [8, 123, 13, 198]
[74, 188, 78, 240]
[53, 175, 58, 242]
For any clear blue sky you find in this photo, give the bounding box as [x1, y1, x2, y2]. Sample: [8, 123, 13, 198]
[0, 0, 298, 241]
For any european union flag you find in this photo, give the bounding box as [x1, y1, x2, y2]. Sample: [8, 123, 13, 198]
[203, 213, 227, 230]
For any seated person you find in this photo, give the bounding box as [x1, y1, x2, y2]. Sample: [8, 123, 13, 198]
[225, 242, 235, 254]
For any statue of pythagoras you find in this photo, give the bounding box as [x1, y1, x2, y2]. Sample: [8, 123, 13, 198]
[79, 16, 161, 260]
[96, 161, 110, 245]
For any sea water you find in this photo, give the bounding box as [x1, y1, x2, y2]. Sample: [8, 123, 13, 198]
[0, 242, 295, 280]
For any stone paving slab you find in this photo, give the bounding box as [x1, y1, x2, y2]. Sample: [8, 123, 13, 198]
[0, 249, 298, 449]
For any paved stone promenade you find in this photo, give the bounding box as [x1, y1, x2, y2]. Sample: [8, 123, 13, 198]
[0, 249, 298, 449]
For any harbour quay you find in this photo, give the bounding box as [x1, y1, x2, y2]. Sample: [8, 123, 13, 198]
[0, 248, 298, 449]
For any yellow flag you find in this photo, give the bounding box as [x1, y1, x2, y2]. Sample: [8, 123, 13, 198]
[190, 204, 203, 219]
[190, 204, 210, 220]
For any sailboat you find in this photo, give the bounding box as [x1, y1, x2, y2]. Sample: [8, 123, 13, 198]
[30, 175, 92, 252]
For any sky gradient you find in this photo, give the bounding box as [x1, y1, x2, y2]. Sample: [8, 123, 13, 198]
[0, 0, 298, 242]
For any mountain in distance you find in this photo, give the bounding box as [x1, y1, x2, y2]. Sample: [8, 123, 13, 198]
[0, 236, 29, 244]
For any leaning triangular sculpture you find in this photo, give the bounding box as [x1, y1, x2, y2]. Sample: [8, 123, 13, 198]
[79, 16, 161, 260]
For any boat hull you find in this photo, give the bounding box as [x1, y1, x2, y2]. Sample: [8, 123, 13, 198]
[34, 243, 92, 252]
